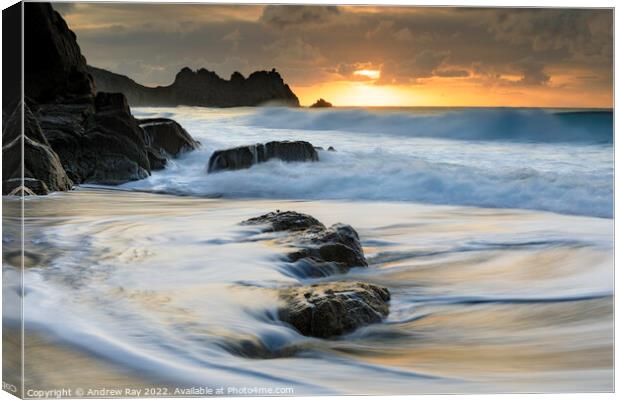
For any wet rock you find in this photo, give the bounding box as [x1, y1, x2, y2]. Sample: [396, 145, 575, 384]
[216, 337, 300, 359]
[3, 249, 44, 268]
[208, 141, 318, 173]
[3, 135, 73, 194]
[315, 145, 336, 152]
[94, 91, 131, 114]
[278, 282, 390, 338]
[146, 147, 168, 171]
[16, 3, 199, 189]
[310, 98, 333, 108]
[287, 224, 368, 275]
[138, 118, 200, 157]
[243, 211, 367, 277]
[243, 211, 324, 232]
[3, 178, 50, 196]
[3, 103, 49, 145]
[41, 92, 151, 185]
[2, 102, 73, 195]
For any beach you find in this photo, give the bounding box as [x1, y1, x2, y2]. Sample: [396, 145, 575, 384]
[2, 123, 614, 394]
[4, 2, 615, 396]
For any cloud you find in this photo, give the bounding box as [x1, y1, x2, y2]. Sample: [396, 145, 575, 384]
[222, 29, 241, 42]
[435, 69, 470, 78]
[377, 50, 450, 84]
[515, 60, 550, 86]
[53, 2, 76, 14]
[488, 9, 612, 63]
[53, 2, 612, 103]
[260, 5, 339, 28]
[394, 28, 413, 41]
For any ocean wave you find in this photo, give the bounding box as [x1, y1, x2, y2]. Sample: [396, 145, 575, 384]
[121, 107, 614, 218]
[245, 108, 613, 144]
[121, 147, 613, 218]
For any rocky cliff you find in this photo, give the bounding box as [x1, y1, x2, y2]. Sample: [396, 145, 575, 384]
[89, 66, 300, 108]
[2, 3, 199, 195]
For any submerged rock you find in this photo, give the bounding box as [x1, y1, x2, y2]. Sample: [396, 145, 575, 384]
[208, 141, 318, 173]
[138, 118, 200, 157]
[243, 211, 368, 277]
[278, 282, 390, 338]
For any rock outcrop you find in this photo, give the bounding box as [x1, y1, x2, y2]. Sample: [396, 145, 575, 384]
[243, 211, 367, 277]
[310, 98, 333, 108]
[3, 178, 50, 196]
[89, 66, 300, 108]
[2, 103, 73, 194]
[286, 223, 368, 275]
[244, 211, 324, 232]
[208, 141, 318, 173]
[278, 282, 390, 338]
[25, 2, 94, 103]
[138, 118, 200, 158]
[34, 91, 152, 185]
[3, 2, 198, 194]
[243, 211, 390, 338]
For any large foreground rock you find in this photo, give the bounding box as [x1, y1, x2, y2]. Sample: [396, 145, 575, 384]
[278, 282, 390, 338]
[3, 178, 50, 196]
[25, 3, 94, 103]
[208, 141, 318, 173]
[3, 136, 73, 193]
[243, 211, 367, 277]
[244, 210, 324, 232]
[2, 103, 73, 194]
[12, 3, 199, 192]
[287, 224, 368, 275]
[37, 93, 151, 184]
[244, 211, 390, 338]
[138, 118, 200, 157]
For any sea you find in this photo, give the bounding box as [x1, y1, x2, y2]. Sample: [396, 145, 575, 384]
[2, 106, 613, 394]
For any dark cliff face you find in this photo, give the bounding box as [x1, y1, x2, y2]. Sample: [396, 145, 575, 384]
[89, 66, 300, 108]
[25, 3, 94, 103]
[4, 2, 198, 194]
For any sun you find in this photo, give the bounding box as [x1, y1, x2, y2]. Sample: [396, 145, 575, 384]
[353, 69, 381, 80]
[294, 81, 419, 107]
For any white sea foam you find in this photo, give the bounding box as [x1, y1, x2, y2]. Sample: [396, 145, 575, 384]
[3, 107, 611, 394]
[6, 194, 613, 393]
[125, 107, 613, 218]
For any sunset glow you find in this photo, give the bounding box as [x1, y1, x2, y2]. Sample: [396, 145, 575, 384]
[353, 69, 381, 80]
[58, 4, 613, 108]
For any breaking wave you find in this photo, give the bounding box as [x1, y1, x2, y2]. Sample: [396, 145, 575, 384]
[245, 108, 613, 144]
[123, 106, 613, 218]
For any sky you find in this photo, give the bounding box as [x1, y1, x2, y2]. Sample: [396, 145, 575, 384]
[54, 3, 613, 107]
